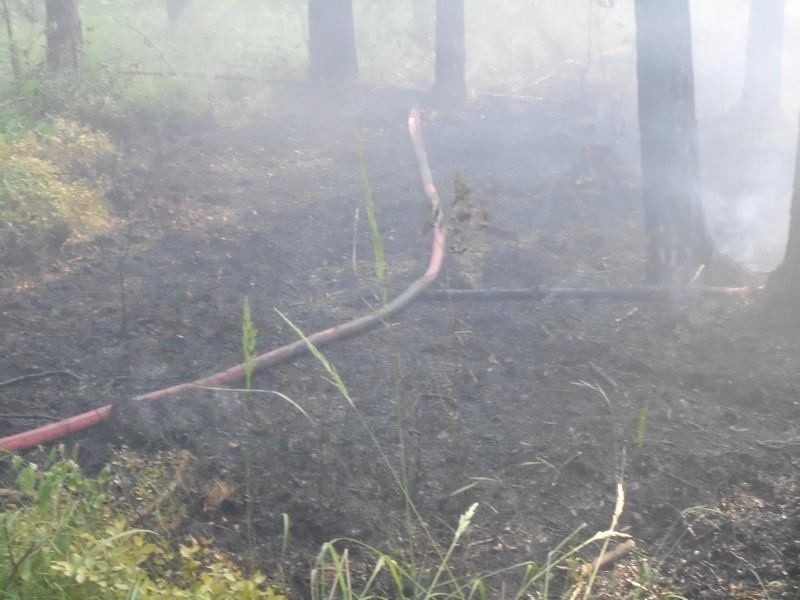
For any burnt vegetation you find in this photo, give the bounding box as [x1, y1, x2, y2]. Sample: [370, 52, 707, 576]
[0, 1, 799, 598]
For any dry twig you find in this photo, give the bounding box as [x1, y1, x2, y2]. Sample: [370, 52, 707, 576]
[0, 413, 60, 422]
[0, 370, 79, 388]
[580, 539, 637, 576]
[588, 361, 618, 390]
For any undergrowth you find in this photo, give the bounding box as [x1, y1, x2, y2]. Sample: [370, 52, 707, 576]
[0, 118, 112, 265]
[0, 446, 282, 599]
[277, 311, 687, 599]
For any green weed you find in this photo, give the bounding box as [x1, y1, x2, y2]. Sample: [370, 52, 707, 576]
[241, 296, 259, 572]
[358, 147, 388, 304]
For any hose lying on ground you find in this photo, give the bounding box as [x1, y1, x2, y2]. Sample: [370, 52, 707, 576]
[420, 286, 755, 302]
[0, 108, 445, 452]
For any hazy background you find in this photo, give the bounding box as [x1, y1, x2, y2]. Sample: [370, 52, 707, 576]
[5, 0, 794, 270]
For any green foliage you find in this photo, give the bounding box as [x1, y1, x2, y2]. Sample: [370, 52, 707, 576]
[240, 296, 260, 571]
[242, 296, 258, 391]
[0, 119, 112, 264]
[309, 513, 633, 599]
[358, 147, 387, 303]
[109, 448, 190, 531]
[0, 448, 283, 599]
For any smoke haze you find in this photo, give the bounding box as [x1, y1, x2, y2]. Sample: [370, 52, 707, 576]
[67, 0, 800, 271]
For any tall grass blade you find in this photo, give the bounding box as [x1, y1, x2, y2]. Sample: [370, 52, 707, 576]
[357, 146, 387, 304]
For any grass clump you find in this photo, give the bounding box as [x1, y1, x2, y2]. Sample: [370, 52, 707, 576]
[0, 447, 283, 599]
[277, 312, 669, 599]
[0, 118, 113, 266]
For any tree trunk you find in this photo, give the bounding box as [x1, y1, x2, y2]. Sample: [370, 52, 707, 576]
[635, 0, 712, 283]
[1, 0, 20, 83]
[766, 117, 800, 306]
[433, 0, 466, 103]
[412, 0, 434, 43]
[45, 0, 82, 71]
[740, 0, 785, 117]
[308, 0, 358, 86]
[166, 0, 191, 26]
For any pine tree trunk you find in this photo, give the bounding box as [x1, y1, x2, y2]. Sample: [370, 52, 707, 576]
[766, 118, 800, 306]
[308, 0, 358, 86]
[635, 0, 712, 283]
[740, 0, 785, 117]
[45, 0, 82, 71]
[433, 0, 466, 103]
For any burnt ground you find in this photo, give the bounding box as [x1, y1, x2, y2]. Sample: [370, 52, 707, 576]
[1, 88, 799, 598]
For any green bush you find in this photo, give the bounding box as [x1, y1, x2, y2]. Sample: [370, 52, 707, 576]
[0, 120, 112, 265]
[0, 448, 283, 599]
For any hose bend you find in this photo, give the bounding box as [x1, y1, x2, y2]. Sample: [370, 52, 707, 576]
[0, 107, 445, 452]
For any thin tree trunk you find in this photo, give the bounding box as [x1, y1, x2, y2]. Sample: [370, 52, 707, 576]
[45, 0, 82, 71]
[635, 0, 712, 283]
[166, 0, 191, 26]
[433, 0, 466, 103]
[767, 117, 800, 306]
[412, 0, 433, 43]
[740, 0, 785, 117]
[308, 0, 358, 86]
[1, 0, 19, 82]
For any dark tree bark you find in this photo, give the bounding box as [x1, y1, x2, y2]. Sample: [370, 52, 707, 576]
[45, 0, 82, 71]
[166, 0, 191, 26]
[766, 118, 800, 306]
[740, 0, 785, 117]
[432, 0, 466, 103]
[308, 0, 358, 85]
[635, 0, 712, 283]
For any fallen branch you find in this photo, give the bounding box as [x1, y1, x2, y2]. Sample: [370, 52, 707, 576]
[580, 539, 637, 576]
[115, 68, 298, 84]
[0, 414, 61, 422]
[588, 362, 618, 391]
[754, 437, 800, 449]
[420, 286, 755, 302]
[0, 370, 79, 388]
[0, 96, 25, 109]
[126, 25, 177, 75]
[0, 107, 445, 452]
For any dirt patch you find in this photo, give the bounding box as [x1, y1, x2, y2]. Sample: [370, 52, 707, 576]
[1, 90, 798, 598]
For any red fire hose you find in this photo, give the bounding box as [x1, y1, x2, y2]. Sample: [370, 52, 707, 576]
[0, 108, 445, 452]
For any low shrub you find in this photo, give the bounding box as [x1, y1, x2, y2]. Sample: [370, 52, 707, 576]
[0, 448, 283, 599]
[0, 119, 112, 266]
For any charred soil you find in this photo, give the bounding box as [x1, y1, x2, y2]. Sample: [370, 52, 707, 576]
[1, 91, 798, 598]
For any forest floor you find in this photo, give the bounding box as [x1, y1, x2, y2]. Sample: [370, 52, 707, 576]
[1, 87, 798, 598]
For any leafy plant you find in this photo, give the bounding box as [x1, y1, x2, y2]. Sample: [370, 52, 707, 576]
[0, 447, 282, 599]
[0, 120, 112, 265]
